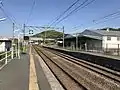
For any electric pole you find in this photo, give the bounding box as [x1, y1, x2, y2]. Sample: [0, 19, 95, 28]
[13, 23, 15, 43]
[11, 23, 15, 59]
[63, 26, 65, 48]
[44, 27, 46, 44]
[22, 24, 26, 53]
[76, 33, 78, 50]
[23, 24, 25, 37]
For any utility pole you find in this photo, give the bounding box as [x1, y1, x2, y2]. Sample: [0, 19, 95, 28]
[11, 23, 15, 59]
[13, 23, 15, 43]
[44, 27, 46, 44]
[23, 24, 25, 37]
[23, 24, 26, 53]
[63, 26, 65, 49]
[76, 33, 78, 50]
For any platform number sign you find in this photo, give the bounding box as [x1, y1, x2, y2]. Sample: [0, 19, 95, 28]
[29, 30, 33, 34]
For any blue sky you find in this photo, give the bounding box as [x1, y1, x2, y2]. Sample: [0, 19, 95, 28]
[0, 0, 120, 36]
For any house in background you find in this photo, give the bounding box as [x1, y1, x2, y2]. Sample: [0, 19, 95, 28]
[0, 37, 12, 52]
[81, 29, 120, 51]
[57, 34, 74, 47]
[63, 29, 120, 54]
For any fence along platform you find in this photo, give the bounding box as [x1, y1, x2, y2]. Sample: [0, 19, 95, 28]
[0, 48, 19, 70]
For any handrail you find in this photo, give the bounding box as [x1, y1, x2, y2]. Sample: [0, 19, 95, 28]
[0, 57, 6, 62]
[0, 52, 6, 56]
[0, 51, 12, 56]
[7, 54, 12, 58]
[7, 51, 12, 53]
[0, 49, 18, 70]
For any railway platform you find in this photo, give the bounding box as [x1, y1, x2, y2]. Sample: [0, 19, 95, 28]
[0, 53, 29, 90]
[1, 45, 120, 90]
[0, 46, 63, 90]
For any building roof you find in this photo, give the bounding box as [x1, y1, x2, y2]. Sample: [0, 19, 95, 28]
[78, 34, 102, 40]
[65, 34, 75, 39]
[90, 30, 120, 36]
[64, 29, 120, 40]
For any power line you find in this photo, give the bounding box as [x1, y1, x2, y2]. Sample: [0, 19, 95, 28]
[72, 8, 120, 31]
[49, 0, 81, 26]
[2, 5, 24, 33]
[93, 10, 120, 23]
[87, 9, 120, 28]
[24, 0, 35, 24]
[23, 0, 36, 36]
[0, 1, 18, 24]
[83, 15, 120, 30]
[54, 0, 96, 26]
[0, 1, 31, 37]
[0, 5, 16, 24]
[72, 24, 83, 30]
[94, 15, 120, 25]
[53, 0, 89, 26]
[0, 2, 22, 26]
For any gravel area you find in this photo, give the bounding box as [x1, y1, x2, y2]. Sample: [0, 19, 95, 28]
[36, 46, 120, 90]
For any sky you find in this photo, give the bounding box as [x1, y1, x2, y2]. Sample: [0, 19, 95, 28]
[0, 0, 120, 36]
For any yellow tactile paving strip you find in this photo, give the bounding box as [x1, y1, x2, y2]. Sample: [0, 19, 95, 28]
[29, 46, 39, 90]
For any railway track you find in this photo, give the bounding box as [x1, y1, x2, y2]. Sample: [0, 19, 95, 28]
[43, 46, 120, 81]
[34, 45, 120, 90]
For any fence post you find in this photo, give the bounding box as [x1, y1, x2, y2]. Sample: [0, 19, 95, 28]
[18, 44, 20, 59]
[11, 47, 13, 59]
[16, 46, 17, 57]
[5, 49, 7, 64]
[106, 44, 108, 54]
[118, 44, 119, 56]
[85, 43, 87, 51]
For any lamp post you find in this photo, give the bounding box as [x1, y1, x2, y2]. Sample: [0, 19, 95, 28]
[14, 29, 22, 59]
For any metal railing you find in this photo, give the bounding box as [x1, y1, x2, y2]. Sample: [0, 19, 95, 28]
[0, 49, 18, 70]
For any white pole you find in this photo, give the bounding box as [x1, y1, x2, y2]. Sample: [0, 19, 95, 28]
[11, 46, 13, 59]
[76, 33, 78, 50]
[63, 26, 64, 49]
[16, 45, 17, 57]
[5, 49, 7, 64]
[18, 34, 20, 59]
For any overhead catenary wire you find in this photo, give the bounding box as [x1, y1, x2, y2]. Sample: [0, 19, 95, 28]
[0, 1, 32, 37]
[87, 10, 120, 29]
[93, 10, 120, 23]
[83, 16, 120, 30]
[0, 4, 16, 24]
[49, 0, 81, 27]
[23, 0, 36, 36]
[0, 2, 22, 30]
[94, 14, 120, 25]
[24, 0, 35, 25]
[54, 0, 96, 26]
[71, 24, 83, 30]
[53, 0, 89, 26]
[72, 8, 120, 31]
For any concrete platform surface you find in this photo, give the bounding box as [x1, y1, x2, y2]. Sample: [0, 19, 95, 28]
[0, 46, 63, 90]
[0, 54, 30, 90]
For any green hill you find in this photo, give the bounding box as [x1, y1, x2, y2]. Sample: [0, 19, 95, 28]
[33, 30, 63, 39]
